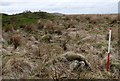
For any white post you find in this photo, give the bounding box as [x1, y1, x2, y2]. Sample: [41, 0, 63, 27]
[106, 28, 112, 72]
[108, 28, 112, 53]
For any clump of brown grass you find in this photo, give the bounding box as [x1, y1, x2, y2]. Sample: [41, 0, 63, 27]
[44, 57, 79, 79]
[63, 16, 71, 21]
[52, 25, 64, 35]
[44, 20, 54, 34]
[89, 16, 101, 24]
[37, 22, 45, 30]
[40, 34, 52, 43]
[5, 24, 14, 32]
[103, 15, 117, 24]
[79, 71, 104, 79]
[85, 15, 91, 21]
[38, 43, 64, 60]
[109, 15, 117, 24]
[24, 24, 37, 32]
[37, 19, 48, 30]
[3, 58, 32, 79]
[106, 27, 118, 41]
[19, 24, 26, 28]
[9, 34, 22, 49]
[7, 58, 31, 73]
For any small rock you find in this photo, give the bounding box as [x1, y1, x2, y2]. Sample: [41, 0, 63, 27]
[69, 60, 80, 71]
[78, 61, 86, 71]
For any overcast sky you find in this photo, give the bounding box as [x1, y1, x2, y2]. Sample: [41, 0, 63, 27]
[0, 0, 119, 14]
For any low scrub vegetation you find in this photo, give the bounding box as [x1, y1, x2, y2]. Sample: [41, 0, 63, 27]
[1, 12, 119, 79]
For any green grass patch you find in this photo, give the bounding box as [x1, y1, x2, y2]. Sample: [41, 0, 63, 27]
[2, 11, 57, 29]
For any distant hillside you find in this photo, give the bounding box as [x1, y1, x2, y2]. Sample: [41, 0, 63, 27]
[2, 11, 57, 29]
[52, 12, 64, 16]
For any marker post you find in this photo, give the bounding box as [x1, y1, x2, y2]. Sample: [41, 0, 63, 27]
[106, 28, 112, 73]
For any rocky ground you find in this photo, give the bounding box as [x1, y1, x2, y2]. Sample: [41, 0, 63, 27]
[1, 13, 120, 79]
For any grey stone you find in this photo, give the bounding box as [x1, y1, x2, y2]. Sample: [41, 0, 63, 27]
[69, 60, 80, 71]
[63, 51, 92, 71]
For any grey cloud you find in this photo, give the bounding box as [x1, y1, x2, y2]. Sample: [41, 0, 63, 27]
[0, 2, 13, 6]
[0, 1, 118, 14]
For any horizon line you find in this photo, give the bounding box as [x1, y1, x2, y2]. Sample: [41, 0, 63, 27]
[1, 10, 118, 15]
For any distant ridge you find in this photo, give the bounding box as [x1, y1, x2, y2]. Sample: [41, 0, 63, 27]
[52, 12, 64, 16]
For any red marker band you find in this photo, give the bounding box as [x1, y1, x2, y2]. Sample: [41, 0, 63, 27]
[106, 53, 110, 72]
[109, 28, 112, 30]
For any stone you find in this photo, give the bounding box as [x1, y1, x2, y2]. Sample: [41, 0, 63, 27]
[63, 51, 86, 61]
[69, 60, 80, 71]
[62, 51, 92, 70]
[78, 61, 86, 71]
